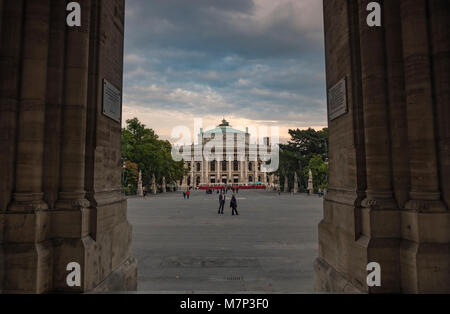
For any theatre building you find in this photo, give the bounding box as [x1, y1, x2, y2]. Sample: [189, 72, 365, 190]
[179, 120, 279, 189]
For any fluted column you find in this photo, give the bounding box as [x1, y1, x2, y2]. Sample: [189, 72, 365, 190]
[5, 0, 52, 293]
[43, 0, 67, 209]
[400, 0, 445, 212]
[0, 0, 24, 211]
[244, 158, 248, 184]
[358, 0, 396, 210]
[428, 0, 450, 209]
[200, 160, 204, 185]
[216, 160, 220, 184]
[9, 0, 51, 211]
[228, 159, 232, 184]
[191, 157, 197, 188]
[57, 0, 91, 210]
[0, 0, 3, 40]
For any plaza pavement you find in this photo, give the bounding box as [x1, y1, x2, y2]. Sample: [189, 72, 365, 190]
[127, 190, 324, 293]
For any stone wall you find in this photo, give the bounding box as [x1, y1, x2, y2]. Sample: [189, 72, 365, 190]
[0, 0, 136, 293]
[316, 0, 449, 293]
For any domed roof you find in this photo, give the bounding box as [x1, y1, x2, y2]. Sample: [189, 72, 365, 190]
[203, 119, 247, 135]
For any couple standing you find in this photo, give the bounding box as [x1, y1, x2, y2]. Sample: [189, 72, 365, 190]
[218, 191, 239, 215]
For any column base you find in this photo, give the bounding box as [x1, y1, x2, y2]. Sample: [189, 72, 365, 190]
[314, 257, 363, 294]
[91, 256, 137, 293]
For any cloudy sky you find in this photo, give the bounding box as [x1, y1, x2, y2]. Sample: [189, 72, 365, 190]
[123, 0, 326, 143]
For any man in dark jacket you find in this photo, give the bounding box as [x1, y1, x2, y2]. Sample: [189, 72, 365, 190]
[218, 191, 225, 214]
[230, 194, 238, 216]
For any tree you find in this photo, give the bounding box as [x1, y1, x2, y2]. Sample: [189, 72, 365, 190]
[121, 118, 186, 193]
[286, 127, 328, 161]
[303, 154, 328, 192]
[276, 127, 328, 190]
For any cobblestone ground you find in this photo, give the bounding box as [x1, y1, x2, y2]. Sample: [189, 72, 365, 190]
[127, 190, 324, 293]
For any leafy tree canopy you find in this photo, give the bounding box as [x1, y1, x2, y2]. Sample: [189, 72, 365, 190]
[121, 118, 186, 189]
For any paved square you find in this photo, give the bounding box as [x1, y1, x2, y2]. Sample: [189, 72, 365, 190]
[127, 190, 323, 293]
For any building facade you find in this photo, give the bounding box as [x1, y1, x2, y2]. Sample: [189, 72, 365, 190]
[316, 0, 450, 293]
[179, 120, 279, 189]
[0, 0, 136, 293]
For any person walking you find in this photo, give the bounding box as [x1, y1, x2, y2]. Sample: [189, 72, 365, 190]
[218, 191, 225, 214]
[186, 189, 190, 199]
[230, 194, 238, 216]
[183, 191, 186, 199]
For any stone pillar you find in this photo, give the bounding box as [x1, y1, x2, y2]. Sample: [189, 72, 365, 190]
[200, 160, 204, 185]
[1, 0, 137, 293]
[137, 171, 143, 196]
[316, 0, 450, 294]
[152, 174, 157, 195]
[162, 177, 166, 193]
[401, 1, 445, 212]
[357, 0, 401, 292]
[217, 160, 220, 185]
[240, 160, 244, 184]
[308, 169, 314, 196]
[244, 158, 249, 185]
[228, 159, 232, 184]
[284, 176, 289, 193]
[293, 172, 298, 194]
[190, 158, 194, 188]
[4, 0, 52, 293]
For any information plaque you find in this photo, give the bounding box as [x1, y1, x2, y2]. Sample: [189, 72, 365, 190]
[328, 78, 348, 121]
[102, 79, 122, 123]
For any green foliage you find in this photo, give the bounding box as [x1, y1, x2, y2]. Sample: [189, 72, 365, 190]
[303, 154, 328, 191]
[121, 118, 186, 191]
[276, 127, 328, 191]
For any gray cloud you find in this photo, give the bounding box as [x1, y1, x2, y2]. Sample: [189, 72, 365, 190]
[123, 0, 327, 138]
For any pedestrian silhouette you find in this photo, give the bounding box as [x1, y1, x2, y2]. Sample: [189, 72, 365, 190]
[218, 191, 225, 214]
[230, 194, 238, 216]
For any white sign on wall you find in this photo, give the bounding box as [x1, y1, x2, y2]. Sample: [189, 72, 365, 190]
[328, 78, 348, 121]
[102, 79, 122, 123]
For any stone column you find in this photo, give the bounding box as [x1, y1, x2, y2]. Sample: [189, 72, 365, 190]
[401, 0, 445, 212]
[228, 159, 232, 184]
[240, 160, 244, 184]
[162, 177, 166, 193]
[284, 176, 289, 193]
[137, 171, 143, 196]
[200, 160, 204, 185]
[357, 0, 401, 292]
[244, 158, 249, 185]
[217, 160, 220, 185]
[0, 0, 25, 212]
[358, 0, 396, 210]
[190, 158, 194, 188]
[4, 0, 52, 293]
[429, 0, 450, 208]
[308, 169, 314, 195]
[152, 174, 157, 195]
[294, 172, 298, 194]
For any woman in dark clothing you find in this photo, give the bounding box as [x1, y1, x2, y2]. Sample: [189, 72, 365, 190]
[230, 194, 239, 216]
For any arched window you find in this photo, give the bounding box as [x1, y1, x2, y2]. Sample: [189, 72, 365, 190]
[222, 160, 227, 171]
[249, 176, 253, 183]
[196, 162, 201, 172]
[233, 161, 239, 171]
[248, 162, 253, 171]
[210, 161, 216, 172]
